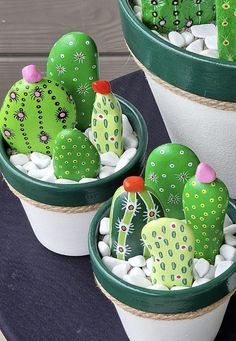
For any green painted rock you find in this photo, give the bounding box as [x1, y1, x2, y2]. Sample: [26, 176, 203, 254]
[145, 143, 200, 219]
[91, 80, 123, 157]
[109, 176, 164, 260]
[142, 218, 195, 288]
[216, 0, 236, 61]
[141, 0, 215, 33]
[53, 128, 100, 181]
[183, 163, 229, 264]
[47, 32, 100, 131]
[0, 65, 76, 155]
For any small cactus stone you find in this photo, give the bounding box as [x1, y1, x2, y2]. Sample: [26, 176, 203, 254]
[145, 143, 200, 219]
[47, 32, 100, 130]
[109, 176, 164, 260]
[53, 128, 100, 181]
[0, 65, 76, 155]
[183, 163, 229, 264]
[142, 218, 195, 288]
[216, 0, 236, 61]
[91, 80, 123, 157]
[141, 0, 215, 34]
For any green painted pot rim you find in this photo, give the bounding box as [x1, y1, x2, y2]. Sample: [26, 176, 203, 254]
[118, 0, 236, 103]
[0, 95, 148, 207]
[88, 198, 236, 314]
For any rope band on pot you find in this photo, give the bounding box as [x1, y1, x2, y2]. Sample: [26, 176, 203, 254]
[96, 278, 235, 320]
[6, 182, 102, 213]
[129, 49, 236, 112]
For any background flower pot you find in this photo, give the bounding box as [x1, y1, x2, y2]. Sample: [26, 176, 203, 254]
[0, 95, 147, 256]
[89, 199, 236, 341]
[118, 0, 236, 199]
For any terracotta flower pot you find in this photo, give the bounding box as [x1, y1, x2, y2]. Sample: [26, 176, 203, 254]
[0, 95, 147, 256]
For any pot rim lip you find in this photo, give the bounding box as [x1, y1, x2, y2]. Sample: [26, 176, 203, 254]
[0, 94, 148, 193]
[89, 198, 236, 301]
[120, 0, 236, 69]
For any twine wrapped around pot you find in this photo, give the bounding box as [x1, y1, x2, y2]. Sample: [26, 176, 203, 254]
[96, 278, 236, 321]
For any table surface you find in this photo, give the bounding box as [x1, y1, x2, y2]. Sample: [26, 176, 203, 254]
[1, 71, 236, 341]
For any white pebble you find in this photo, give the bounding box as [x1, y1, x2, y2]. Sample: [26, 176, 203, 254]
[146, 258, 152, 272]
[128, 255, 146, 268]
[142, 266, 151, 277]
[123, 134, 138, 149]
[220, 244, 236, 261]
[215, 261, 233, 277]
[168, 31, 185, 48]
[224, 215, 233, 228]
[120, 148, 137, 161]
[200, 49, 219, 59]
[41, 173, 57, 183]
[112, 263, 131, 279]
[100, 152, 119, 167]
[123, 274, 151, 288]
[205, 36, 218, 50]
[148, 284, 169, 291]
[79, 178, 98, 184]
[191, 24, 216, 38]
[99, 217, 110, 235]
[224, 224, 236, 235]
[84, 127, 92, 138]
[151, 30, 169, 42]
[129, 267, 146, 278]
[224, 233, 236, 247]
[214, 254, 225, 266]
[194, 258, 210, 278]
[114, 158, 129, 173]
[181, 31, 194, 46]
[133, 5, 141, 14]
[186, 39, 204, 53]
[23, 161, 39, 172]
[135, 12, 142, 21]
[28, 167, 51, 180]
[99, 166, 115, 179]
[192, 278, 210, 287]
[102, 256, 129, 272]
[205, 265, 215, 280]
[15, 165, 27, 174]
[122, 114, 133, 137]
[55, 178, 79, 184]
[103, 234, 110, 245]
[88, 130, 95, 144]
[170, 286, 190, 291]
[10, 154, 29, 166]
[193, 266, 200, 280]
[98, 241, 111, 257]
[30, 152, 51, 169]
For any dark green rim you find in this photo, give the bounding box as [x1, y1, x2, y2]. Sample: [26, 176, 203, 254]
[88, 199, 236, 314]
[118, 0, 236, 103]
[0, 95, 148, 207]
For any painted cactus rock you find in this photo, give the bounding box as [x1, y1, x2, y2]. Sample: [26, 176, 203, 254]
[216, 0, 236, 61]
[53, 128, 100, 181]
[145, 143, 200, 219]
[183, 163, 229, 264]
[141, 0, 216, 34]
[47, 32, 100, 131]
[91, 80, 123, 157]
[142, 218, 195, 288]
[109, 176, 164, 260]
[0, 65, 76, 155]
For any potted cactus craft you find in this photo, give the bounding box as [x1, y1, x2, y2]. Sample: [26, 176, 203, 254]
[118, 0, 236, 199]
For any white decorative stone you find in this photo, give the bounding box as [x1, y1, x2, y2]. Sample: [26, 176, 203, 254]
[84, 127, 92, 138]
[99, 217, 110, 235]
[15, 165, 27, 174]
[146, 257, 152, 272]
[200, 49, 219, 59]
[134, 5, 141, 14]
[215, 261, 233, 277]
[122, 114, 133, 137]
[128, 255, 146, 268]
[170, 286, 190, 291]
[224, 215, 233, 228]
[102, 256, 129, 272]
[214, 254, 225, 266]
[129, 267, 146, 278]
[192, 278, 211, 287]
[28, 167, 51, 180]
[55, 178, 79, 184]
[151, 30, 169, 42]
[181, 31, 194, 46]
[224, 233, 236, 247]
[194, 258, 210, 278]
[98, 241, 111, 257]
[88, 130, 95, 144]
[205, 36, 218, 50]
[99, 166, 115, 179]
[168, 31, 185, 48]
[192, 265, 200, 280]
[10, 153, 29, 166]
[135, 12, 142, 21]
[123, 134, 138, 149]
[220, 244, 236, 261]
[191, 24, 217, 38]
[114, 158, 129, 173]
[41, 173, 57, 183]
[103, 234, 110, 246]
[148, 284, 169, 291]
[79, 178, 98, 184]
[112, 263, 131, 279]
[205, 265, 215, 280]
[186, 39, 204, 53]
[142, 266, 151, 277]
[224, 224, 236, 235]
[30, 152, 51, 169]
[100, 152, 120, 167]
[23, 161, 39, 172]
[123, 274, 151, 288]
[120, 148, 137, 161]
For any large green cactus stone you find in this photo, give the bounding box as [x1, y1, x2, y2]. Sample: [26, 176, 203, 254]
[47, 32, 100, 131]
[53, 128, 100, 181]
[142, 218, 195, 288]
[216, 0, 236, 61]
[145, 144, 200, 219]
[0, 65, 76, 155]
[141, 0, 215, 34]
[183, 163, 229, 264]
[91, 80, 123, 157]
[109, 176, 164, 260]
